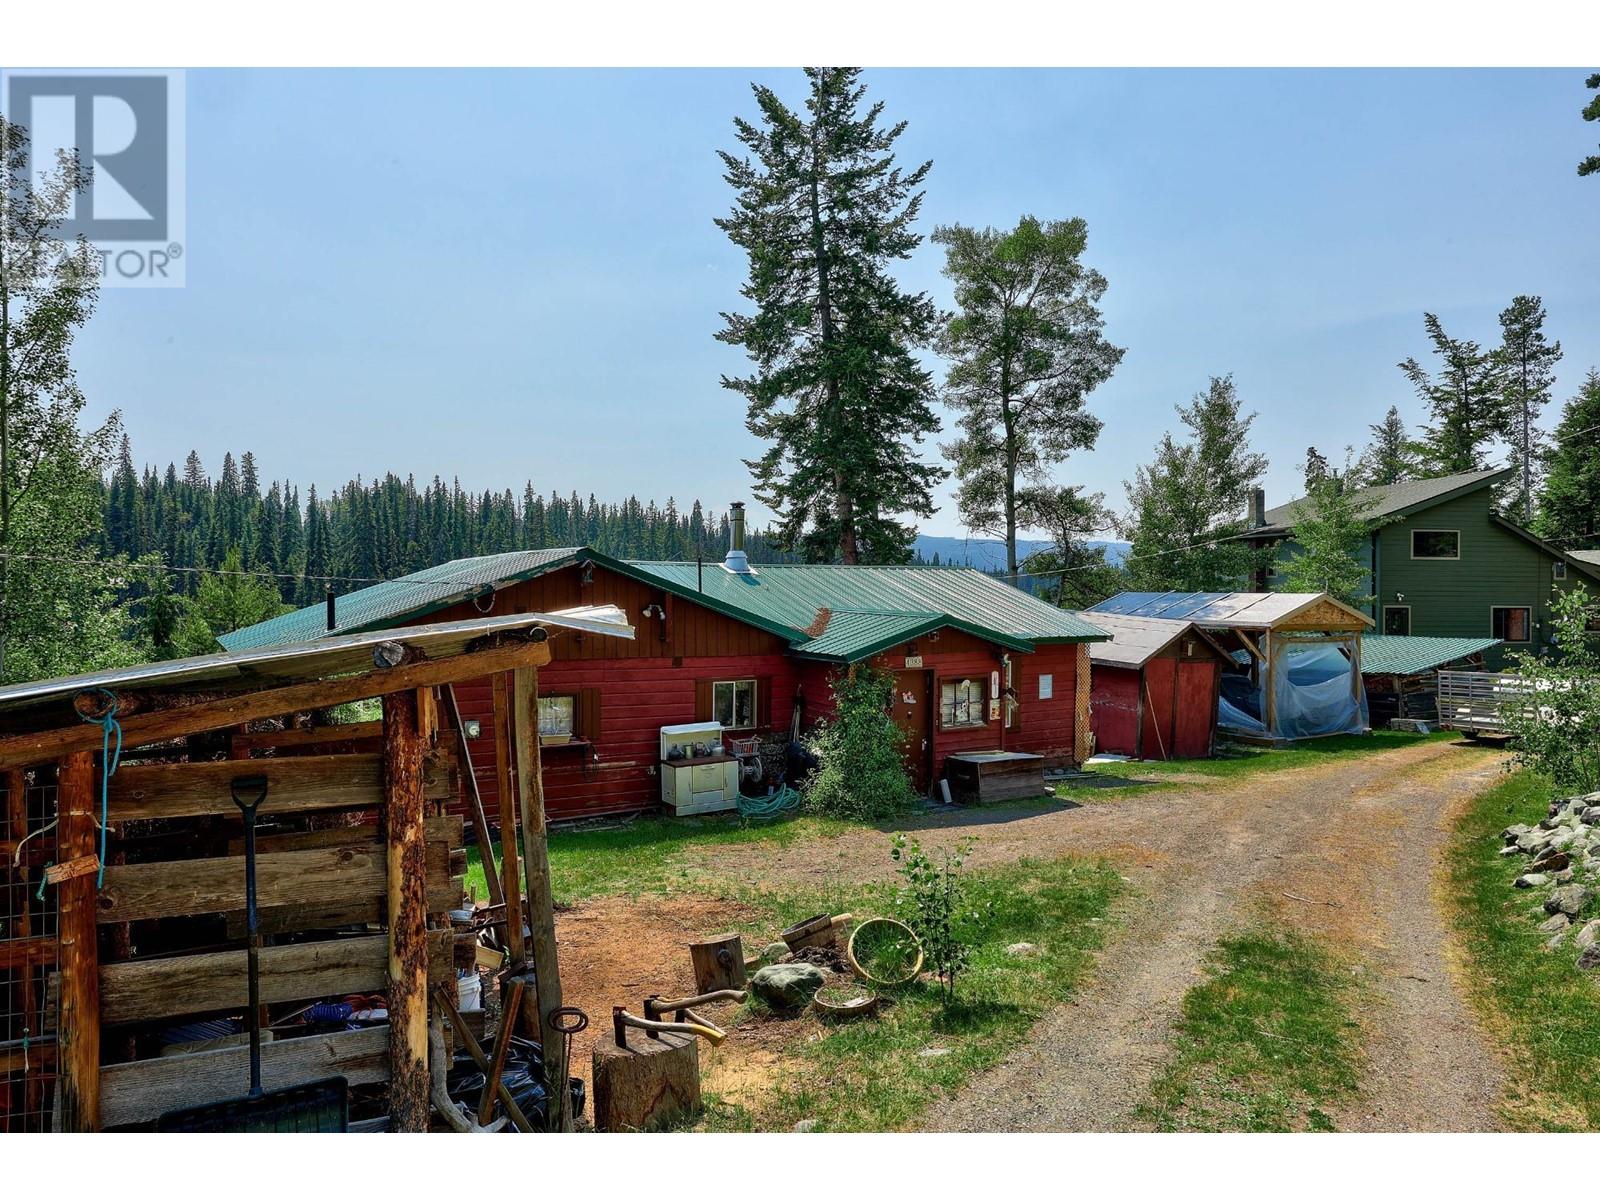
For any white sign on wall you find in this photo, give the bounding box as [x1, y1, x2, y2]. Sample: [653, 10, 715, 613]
[1039, 673, 1054, 700]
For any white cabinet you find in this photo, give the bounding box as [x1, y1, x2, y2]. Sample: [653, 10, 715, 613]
[659, 720, 739, 815]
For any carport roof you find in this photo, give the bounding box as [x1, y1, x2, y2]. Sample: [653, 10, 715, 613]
[1358, 635, 1501, 676]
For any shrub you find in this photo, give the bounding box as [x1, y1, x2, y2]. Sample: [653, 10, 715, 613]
[1502, 585, 1600, 796]
[890, 834, 986, 1005]
[802, 665, 918, 821]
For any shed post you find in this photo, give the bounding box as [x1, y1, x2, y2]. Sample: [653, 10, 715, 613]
[513, 664, 570, 1130]
[382, 689, 430, 1131]
[56, 751, 100, 1131]
[491, 671, 525, 968]
[1073, 644, 1094, 763]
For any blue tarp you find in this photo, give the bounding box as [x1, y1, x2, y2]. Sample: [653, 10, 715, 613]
[1216, 643, 1368, 739]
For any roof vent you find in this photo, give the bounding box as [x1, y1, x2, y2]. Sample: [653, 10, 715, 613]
[724, 501, 752, 573]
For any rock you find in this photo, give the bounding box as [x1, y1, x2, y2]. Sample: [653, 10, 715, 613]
[1532, 850, 1572, 872]
[1547, 931, 1569, 951]
[1504, 824, 1534, 843]
[1005, 942, 1040, 958]
[1578, 946, 1600, 971]
[1550, 829, 1579, 851]
[1514, 873, 1550, 889]
[1544, 884, 1594, 916]
[760, 941, 790, 965]
[1517, 832, 1552, 854]
[1500, 845, 1525, 857]
[918, 1047, 950, 1058]
[750, 963, 826, 1010]
[1574, 920, 1600, 951]
[792, 1119, 818, 1132]
[1538, 913, 1571, 933]
[1583, 807, 1600, 826]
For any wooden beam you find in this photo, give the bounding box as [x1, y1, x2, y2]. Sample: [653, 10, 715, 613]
[383, 689, 429, 1133]
[513, 664, 569, 1130]
[100, 932, 453, 1025]
[98, 837, 459, 925]
[0, 637, 553, 771]
[492, 671, 525, 966]
[99, 1026, 388, 1128]
[443, 682, 503, 907]
[229, 721, 382, 753]
[105, 749, 455, 822]
[56, 751, 100, 1131]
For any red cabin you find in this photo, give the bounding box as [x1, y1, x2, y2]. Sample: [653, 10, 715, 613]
[221, 513, 1108, 822]
[1082, 613, 1229, 760]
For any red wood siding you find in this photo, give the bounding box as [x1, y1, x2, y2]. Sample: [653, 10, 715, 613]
[1090, 665, 1142, 757]
[1089, 656, 1219, 761]
[1174, 659, 1219, 758]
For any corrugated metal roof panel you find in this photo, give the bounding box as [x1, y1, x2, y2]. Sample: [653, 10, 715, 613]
[1572, 549, 1600, 566]
[1359, 635, 1501, 676]
[629, 561, 1108, 643]
[792, 610, 941, 660]
[219, 548, 584, 651]
[1076, 613, 1195, 669]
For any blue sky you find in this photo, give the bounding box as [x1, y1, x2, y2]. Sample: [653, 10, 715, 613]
[75, 68, 1599, 537]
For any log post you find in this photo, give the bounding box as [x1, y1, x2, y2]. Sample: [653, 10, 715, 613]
[688, 933, 747, 994]
[383, 690, 429, 1132]
[512, 664, 569, 1130]
[491, 671, 524, 966]
[591, 1027, 700, 1132]
[56, 752, 100, 1131]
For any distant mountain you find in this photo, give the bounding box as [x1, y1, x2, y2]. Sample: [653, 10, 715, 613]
[912, 534, 1129, 573]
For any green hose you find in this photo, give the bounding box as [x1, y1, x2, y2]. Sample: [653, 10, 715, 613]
[736, 785, 802, 821]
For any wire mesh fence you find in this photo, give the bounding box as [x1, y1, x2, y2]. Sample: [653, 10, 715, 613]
[3, 767, 59, 1132]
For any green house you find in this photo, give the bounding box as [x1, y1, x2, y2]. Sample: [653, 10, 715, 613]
[1244, 467, 1600, 669]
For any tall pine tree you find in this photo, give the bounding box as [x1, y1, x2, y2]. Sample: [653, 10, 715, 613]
[1357, 405, 1422, 486]
[1399, 313, 1503, 475]
[717, 68, 942, 564]
[1536, 369, 1600, 549]
[1493, 295, 1561, 523]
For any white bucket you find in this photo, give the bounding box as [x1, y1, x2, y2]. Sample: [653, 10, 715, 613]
[456, 969, 482, 1013]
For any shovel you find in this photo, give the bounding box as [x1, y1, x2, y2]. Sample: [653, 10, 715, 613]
[157, 774, 349, 1131]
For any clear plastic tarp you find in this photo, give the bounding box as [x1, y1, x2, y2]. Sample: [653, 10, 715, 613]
[1216, 641, 1368, 739]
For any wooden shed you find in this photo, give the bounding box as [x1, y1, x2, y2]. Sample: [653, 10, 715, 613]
[1080, 613, 1230, 759]
[1086, 592, 1374, 745]
[0, 605, 631, 1132]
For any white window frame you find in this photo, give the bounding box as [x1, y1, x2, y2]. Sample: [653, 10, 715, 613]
[1553, 561, 1568, 581]
[1490, 605, 1533, 644]
[1382, 604, 1412, 636]
[1410, 528, 1461, 560]
[940, 678, 988, 729]
[712, 678, 758, 730]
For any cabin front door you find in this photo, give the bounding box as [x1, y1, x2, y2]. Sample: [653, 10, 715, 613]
[891, 669, 934, 792]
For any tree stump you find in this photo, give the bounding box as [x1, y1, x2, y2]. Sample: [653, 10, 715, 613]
[591, 1029, 700, 1131]
[689, 933, 746, 994]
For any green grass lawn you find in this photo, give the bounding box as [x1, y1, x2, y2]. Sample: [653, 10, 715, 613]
[1136, 928, 1362, 1131]
[1447, 770, 1600, 1130]
[701, 855, 1124, 1131]
[1072, 728, 1458, 789]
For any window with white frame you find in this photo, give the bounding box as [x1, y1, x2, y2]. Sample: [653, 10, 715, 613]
[939, 678, 987, 729]
[1491, 606, 1532, 643]
[712, 679, 757, 730]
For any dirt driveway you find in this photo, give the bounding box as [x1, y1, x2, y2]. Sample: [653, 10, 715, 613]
[673, 736, 1510, 1131]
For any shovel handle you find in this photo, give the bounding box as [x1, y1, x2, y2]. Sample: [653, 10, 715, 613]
[230, 774, 269, 1096]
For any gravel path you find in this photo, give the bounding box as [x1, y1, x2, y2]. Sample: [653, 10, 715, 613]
[892, 738, 1512, 1132]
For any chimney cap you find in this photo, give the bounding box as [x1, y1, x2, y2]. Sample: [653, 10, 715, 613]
[724, 500, 752, 573]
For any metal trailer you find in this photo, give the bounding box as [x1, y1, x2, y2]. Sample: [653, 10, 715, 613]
[1435, 669, 1536, 738]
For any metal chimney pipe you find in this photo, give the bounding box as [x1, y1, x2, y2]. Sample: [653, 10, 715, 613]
[325, 584, 336, 632]
[1248, 488, 1266, 529]
[724, 502, 751, 573]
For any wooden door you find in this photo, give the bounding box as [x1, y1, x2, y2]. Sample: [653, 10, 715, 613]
[1140, 658, 1178, 761]
[1174, 659, 1218, 758]
[890, 670, 933, 791]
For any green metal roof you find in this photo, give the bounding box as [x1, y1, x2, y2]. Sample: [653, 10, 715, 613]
[1257, 467, 1510, 535]
[627, 560, 1108, 649]
[218, 548, 586, 650]
[1359, 635, 1501, 676]
[221, 547, 1108, 659]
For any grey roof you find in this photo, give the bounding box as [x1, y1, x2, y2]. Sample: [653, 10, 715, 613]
[1255, 467, 1510, 535]
[1086, 591, 1373, 629]
[1359, 634, 1500, 676]
[1076, 612, 1203, 669]
[0, 606, 635, 715]
[1571, 550, 1600, 567]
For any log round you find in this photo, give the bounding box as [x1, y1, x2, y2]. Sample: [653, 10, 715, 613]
[688, 933, 746, 995]
[591, 1029, 701, 1131]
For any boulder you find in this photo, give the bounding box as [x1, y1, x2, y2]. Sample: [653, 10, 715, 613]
[750, 963, 826, 1010]
[1583, 807, 1600, 826]
[760, 941, 790, 965]
[1517, 832, 1552, 854]
[1538, 913, 1571, 934]
[1578, 946, 1600, 972]
[1532, 850, 1572, 873]
[1544, 884, 1594, 916]
[1514, 873, 1550, 889]
[1504, 824, 1534, 843]
[1499, 845, 1525, 858]
[1574, 920, 1600, 952]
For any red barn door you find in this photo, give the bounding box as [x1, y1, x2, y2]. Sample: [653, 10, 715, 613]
[1174, 659, 1218, 758]
[1090, 666, 1141, 757]
[1140, 658, 1178, 761]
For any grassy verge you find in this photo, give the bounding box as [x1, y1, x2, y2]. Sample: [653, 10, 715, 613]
[1080, 729, 1459, 786]
[1447, 770, 1600, 1130]
[465, 811, 852, 905]
[1136, 928, 1361, 1131]
[702, 856, 1123, 1131]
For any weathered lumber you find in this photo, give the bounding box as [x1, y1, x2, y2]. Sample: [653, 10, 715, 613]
[491, 671, 525, 965]
[384, 689, 430, 1132]
[0, 935, 55, 971]
[99, 1026, 388, 1128]
[512, 664, 569, 1129]
[230, 814, 461, 857]
[229, 721, 382, 753]
[591, 1026, 700, 1132]
[99, 837, 459, 925]
[477, 976, 525, 1126]
[0, 637, 553, 770]
[56, 751, 100, 1131]
[100, 931, 453, 1025]
[107, 749, 456, 821]
[444, 682, 503, 906]
[688, 933, 747, 994]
